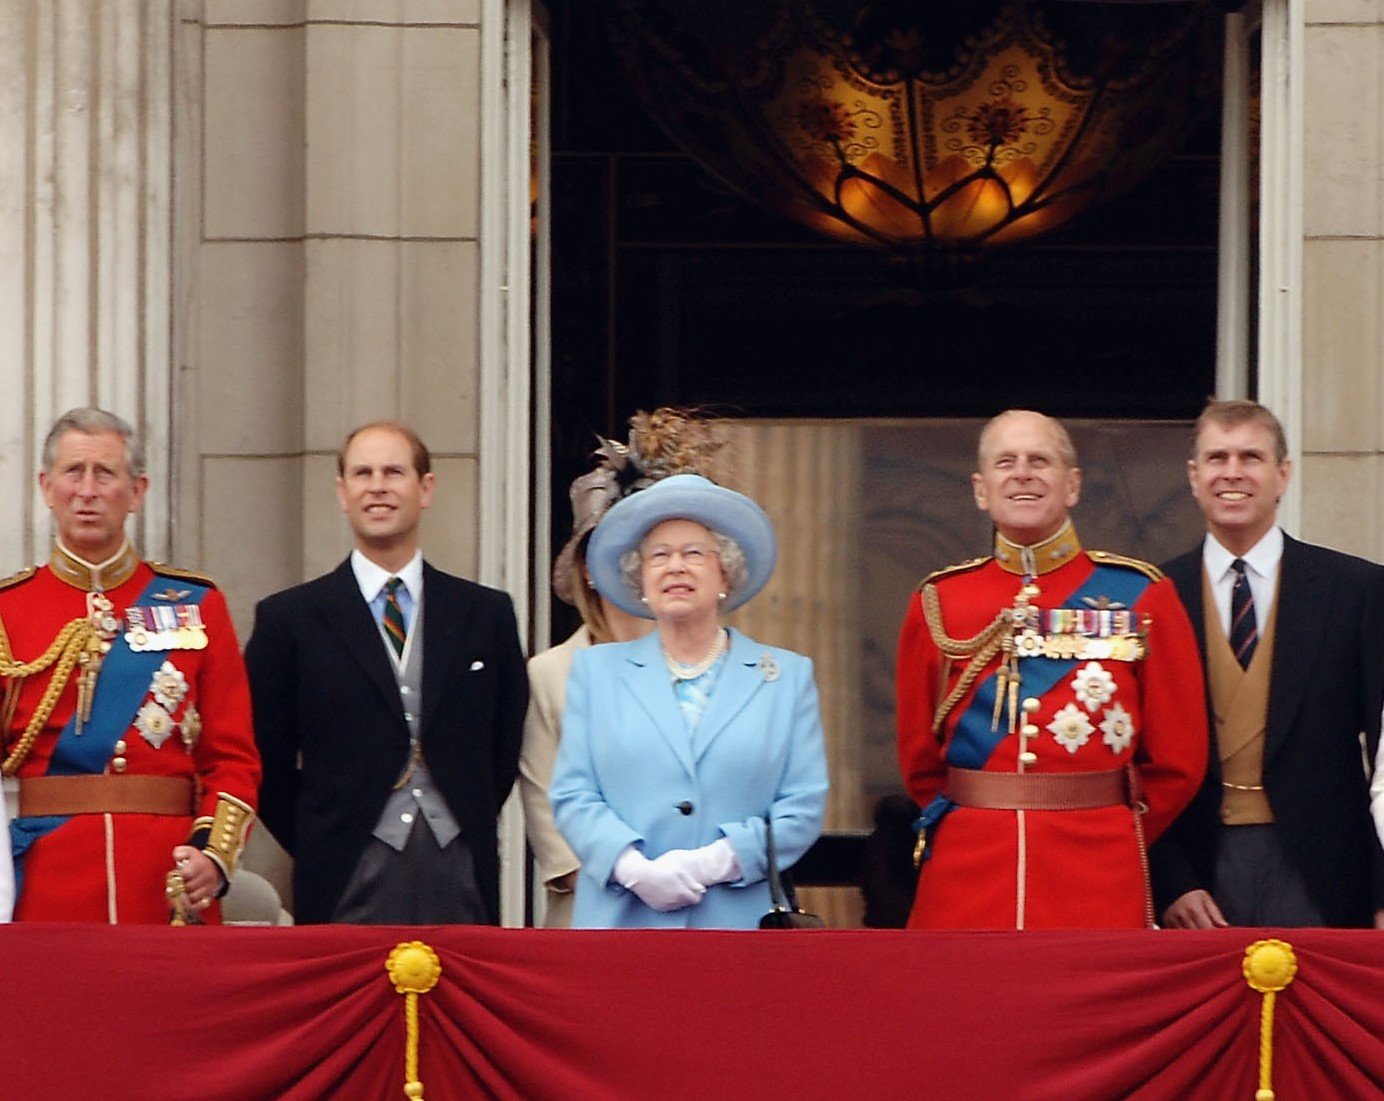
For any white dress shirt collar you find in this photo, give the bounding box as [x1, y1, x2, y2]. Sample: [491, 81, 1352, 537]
[1202, 526, 1283, 636]
[349, 548, 424, 605]
[1202, 526, 1284, 583]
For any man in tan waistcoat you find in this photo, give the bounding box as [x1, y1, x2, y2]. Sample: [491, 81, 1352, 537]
[1151, 400, 1384, 929]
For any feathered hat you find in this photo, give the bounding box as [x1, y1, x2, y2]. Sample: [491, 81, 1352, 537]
[552, 407, 723, 604]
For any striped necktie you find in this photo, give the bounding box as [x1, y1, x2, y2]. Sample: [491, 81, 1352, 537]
[382, 577, 407, 658]
[1229, 558, 1257, 669]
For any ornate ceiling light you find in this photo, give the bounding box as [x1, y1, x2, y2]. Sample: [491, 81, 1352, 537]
[602, 0, 1222, 250]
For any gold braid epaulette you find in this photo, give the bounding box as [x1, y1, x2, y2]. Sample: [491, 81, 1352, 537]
[1087, 550, 1164, 582]
[149, 562, 219, 589]
[921, 581, 1009, 735]
[914, 555, 989, 591]
[0, 566, 37, 592]
[1, 614, 93, 776]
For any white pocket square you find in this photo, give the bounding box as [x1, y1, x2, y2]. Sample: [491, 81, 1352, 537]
[469, 660, 485, 671]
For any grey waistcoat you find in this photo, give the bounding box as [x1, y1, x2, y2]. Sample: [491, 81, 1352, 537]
[370, 600, 462, 851]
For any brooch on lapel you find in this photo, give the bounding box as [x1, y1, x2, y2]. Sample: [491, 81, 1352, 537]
[757, 654, 779, 682]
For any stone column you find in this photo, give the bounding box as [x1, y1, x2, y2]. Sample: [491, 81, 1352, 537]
[0, 2, 176, 568]
[189, 2, 487, 632]
[1299, 2, 1384, 560]
[184, 2, 307, 626]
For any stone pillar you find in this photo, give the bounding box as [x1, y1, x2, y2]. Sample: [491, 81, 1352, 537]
[184, 2, 307, 627]
[1299, 3, 1384, 559]
[0, 2, 176, 568]
[188, 2, 487, 632]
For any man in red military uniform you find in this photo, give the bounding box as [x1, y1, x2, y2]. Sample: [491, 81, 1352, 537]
[896, 410, 1206, 928]
[0, 408, 259, 923]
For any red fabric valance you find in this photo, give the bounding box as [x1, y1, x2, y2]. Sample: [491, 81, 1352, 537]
[1, 925, 1380, 1099]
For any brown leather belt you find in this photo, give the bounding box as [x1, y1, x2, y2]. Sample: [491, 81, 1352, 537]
[17, 775, 196, 817]
[945, 766, 1130, 811]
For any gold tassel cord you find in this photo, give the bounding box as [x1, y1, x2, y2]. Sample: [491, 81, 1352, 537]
[387, 941, 442, 1101]
[921, 583, 1009, 733]
[921, 583, 1009, 657]
[940, 633, 1004, 735]
[1242, 939, 1298, 1101]
[0, 617, 91, 776]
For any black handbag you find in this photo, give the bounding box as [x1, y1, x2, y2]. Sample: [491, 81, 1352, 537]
[758, 816, 826, 930]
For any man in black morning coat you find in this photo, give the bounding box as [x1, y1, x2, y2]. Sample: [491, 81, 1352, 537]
[1153, 399, 1384, 930]
[245, 421, 526, 924]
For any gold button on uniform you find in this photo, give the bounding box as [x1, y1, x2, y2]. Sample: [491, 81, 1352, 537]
[1022, 697, 1041, 713]
[1019, 751, 1038, 766]
[113, 739, 127, 755]
[111, 757, 128, 773]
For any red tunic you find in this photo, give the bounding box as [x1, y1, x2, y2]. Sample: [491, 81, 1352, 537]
[1, 558, 260, 923]
[896, 539, 1207, 929]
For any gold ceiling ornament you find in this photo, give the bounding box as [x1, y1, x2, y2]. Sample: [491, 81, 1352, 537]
[603, 0, 1221, 250]
[1241, 938, 1298, 1101]
[386, 941, 443, 1101]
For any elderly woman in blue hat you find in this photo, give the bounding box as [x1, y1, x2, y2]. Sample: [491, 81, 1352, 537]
[550, 473, 829, 928]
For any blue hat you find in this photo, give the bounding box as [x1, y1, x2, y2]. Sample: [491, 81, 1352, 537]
[586, 473, 777, 618]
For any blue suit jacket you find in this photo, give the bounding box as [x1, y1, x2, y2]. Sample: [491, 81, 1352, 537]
[550, 628, 829, 929]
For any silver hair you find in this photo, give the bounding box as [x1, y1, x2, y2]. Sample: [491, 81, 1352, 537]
[713, 532, 750, 592]
[42, 407, 145, 478]
[976, 409, 1077, 469]
[619, 528, 750, 603]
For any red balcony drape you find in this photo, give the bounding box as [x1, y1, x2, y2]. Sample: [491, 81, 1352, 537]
[1, 925, 1380, 1100]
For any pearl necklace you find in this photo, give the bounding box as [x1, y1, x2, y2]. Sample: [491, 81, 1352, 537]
[664, 629, 728, 681]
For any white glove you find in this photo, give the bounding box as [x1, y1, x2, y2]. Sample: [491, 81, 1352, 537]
[658, 839, 741, 887]
[613, 846, 706, 912]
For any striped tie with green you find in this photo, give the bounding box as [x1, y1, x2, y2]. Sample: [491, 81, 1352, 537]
[383, 576, 407, 657]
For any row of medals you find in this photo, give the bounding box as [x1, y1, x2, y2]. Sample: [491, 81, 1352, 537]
[126, 603, 208, 652]
[1007, 590, 1148, 663]
[86, 592, 209, 657]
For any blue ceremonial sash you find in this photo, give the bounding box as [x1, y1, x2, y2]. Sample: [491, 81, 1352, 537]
[914, 564, 1151, 854]
[9, 577, 210, 897]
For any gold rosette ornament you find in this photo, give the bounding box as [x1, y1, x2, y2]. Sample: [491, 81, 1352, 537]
[1242, 939, 1298, 1101]
[386, 941, 442, 1101]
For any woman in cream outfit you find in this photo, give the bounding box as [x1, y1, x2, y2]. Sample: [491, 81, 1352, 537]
[521, 569, 647, 926]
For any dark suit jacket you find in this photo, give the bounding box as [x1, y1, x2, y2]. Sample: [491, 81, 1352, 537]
[245, 559, 527, 924]
[1152, 534, 1384, 926]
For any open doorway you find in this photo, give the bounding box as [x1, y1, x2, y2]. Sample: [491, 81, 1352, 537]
[538, 1, 1248, 925]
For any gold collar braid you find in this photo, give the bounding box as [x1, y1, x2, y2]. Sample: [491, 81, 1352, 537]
[49, 540, 140, 592]
[992, 520, 1082, 576]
